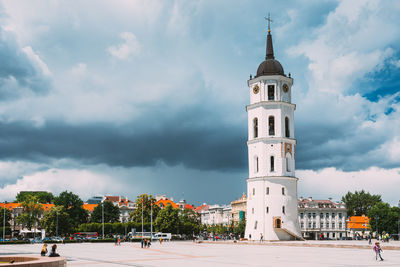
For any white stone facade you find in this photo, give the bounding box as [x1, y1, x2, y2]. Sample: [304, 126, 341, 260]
[200, 205, 232, 226]
[244, 31, 302, 241]
[298, 197, 347, 240]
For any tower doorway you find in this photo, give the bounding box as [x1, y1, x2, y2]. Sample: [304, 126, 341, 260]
[274, 218, 282, 229]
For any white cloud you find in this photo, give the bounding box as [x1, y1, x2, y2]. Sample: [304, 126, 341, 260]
[108, 32, 140, 60]
[297, 167, 400, 206]
[0, 168, 116, 201]
[22, 46, 51, 76]
[70, 63, 87, 76]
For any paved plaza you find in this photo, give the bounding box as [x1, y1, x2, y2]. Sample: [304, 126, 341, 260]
[1, 241, 400, 266]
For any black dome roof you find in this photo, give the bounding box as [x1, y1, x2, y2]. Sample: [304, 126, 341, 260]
[255, 30, 285, 77]
[256, 59, 284, 76]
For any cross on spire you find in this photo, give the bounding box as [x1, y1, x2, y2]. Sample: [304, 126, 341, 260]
[265, 13, 273, 32]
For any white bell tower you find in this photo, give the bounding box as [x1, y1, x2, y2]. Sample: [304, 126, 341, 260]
[245, 19, 302, 241]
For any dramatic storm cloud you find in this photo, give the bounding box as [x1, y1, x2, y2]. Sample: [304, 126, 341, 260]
[0, 0, 399, 205]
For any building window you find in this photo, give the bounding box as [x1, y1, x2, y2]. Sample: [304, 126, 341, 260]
[332, 233, 335, 238]
[254, 220, 258, 230]
[312, 223, 316, 229]
[332, 222, 335, 229]
[285, 117, 290, 138]
[308, 213, 311, 218]
[253, 188, 255, 195]
[266, 207, 269, 214]
[312, 213, 316, 219]
[270, 156, 274, 172]
[253, 118, 258, 138]
[339, 222, 342, 229]
[308, 222, 311, 228]
[301, 222, 304, 228]
[321, 222, 324, 228]
[286, 156, 291, 172]
[320, 213, 324, 218]
[338, 213, 342, 219]
[252, 208, 254, 214]
[332, 213, 335, 218]
[282, 206, 285, 214]
[268, 85, 275, 100]
[268, 116, 275, 135]
[266, 187, 270, 195]
[282, 187, 285, 195]
[255, 157, 259, 173]
[300, 213, 304, 219]
[326, 222, 329, 228]
[326, 213, 329, 218]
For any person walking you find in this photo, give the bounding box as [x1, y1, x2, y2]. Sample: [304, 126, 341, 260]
[368, 235, 372, 245]
[373, 242, 384, 261]
[260, 233, 263, 242]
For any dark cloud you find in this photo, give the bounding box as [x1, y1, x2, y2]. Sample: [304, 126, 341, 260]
[0, 27, 50, 100]
[0, 107, 248, 171]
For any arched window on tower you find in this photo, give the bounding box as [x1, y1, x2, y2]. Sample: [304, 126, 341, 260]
[266, 187, 270, 195]
[282, 187, 285, 195]
[268, 116, 275, 136]
[270, 156, 275, 172]
[286, 155, 291, 172]
[268, 85, 275, 100]
[282, 206, 286, 214]
[285, 117, 290, 138]
[254, 156, 259, 173]
[253, 118, 258, 138]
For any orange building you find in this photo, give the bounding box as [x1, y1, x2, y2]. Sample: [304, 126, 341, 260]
[347, 215, 370, 230]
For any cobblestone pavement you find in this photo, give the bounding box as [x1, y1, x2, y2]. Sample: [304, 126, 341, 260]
[1, 240, 400, 266]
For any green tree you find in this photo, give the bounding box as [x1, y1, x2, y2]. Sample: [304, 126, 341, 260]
[130, 194, 160, 223]
[341, 190, 382, 216]
[16, 195, 43, 231]
[41, 206, 71, 236]
[54, 191, 88, 227]
[233, 220, 246, 238]
[91, 201, 120, 223]
[179, 208, 200, 236]
[367, 202, 400, 235]
[15, 191, 54, 204]
[154, 204, 180, 233]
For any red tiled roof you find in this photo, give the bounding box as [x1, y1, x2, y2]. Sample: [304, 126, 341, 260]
[156, 199, 178, 209]
[82, 204, 98, 212]
[104, 196, 120, 202]
[185, 204, 194, 210]
[1, 203, 55, 211]
[194, 204, 209, 213]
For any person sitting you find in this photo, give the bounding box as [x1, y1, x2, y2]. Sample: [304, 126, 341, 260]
[40, 244, 48, 256]
[49, 244, 60, 257]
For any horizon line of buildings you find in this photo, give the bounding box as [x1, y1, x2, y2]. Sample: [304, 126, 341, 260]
[1, 192, 372, 239]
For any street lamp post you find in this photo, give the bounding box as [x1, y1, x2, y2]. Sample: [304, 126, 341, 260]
[56, 211, 59, 237]
[102, 203, 104, 239]
[150, 200, 153, 240]
[3, 201, 6, 241]
[141, 198, 144, 242]
[376, 216, 379, 240]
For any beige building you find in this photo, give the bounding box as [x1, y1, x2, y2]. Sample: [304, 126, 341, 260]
[231, 193, 247, 224]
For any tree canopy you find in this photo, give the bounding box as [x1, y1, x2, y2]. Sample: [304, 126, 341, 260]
[341, 190, 382, 216]
[130, 194, 159, 223]
[16, 195, 43, 230]
[367, 202, 400, 235]
[41, 206, 71, 236]
[15, 191, 54, 204]
[91, 201, 120, 223]
[54, 191, 88, 227]
[154, 204, 180, 234]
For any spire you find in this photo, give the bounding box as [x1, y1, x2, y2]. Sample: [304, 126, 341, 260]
[265, 13, 274, 60]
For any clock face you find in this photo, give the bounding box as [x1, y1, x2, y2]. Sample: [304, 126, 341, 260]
[253, 85, 260, 94]
[283, 84, 289, 93]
